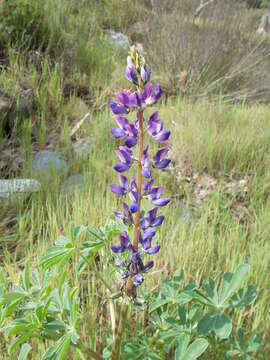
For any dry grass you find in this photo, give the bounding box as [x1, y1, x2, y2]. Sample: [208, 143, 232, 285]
[143, 0, 270, 102]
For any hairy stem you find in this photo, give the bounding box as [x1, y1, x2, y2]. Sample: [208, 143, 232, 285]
[126, 109, 144, 295]
[133, 109, 144, 251]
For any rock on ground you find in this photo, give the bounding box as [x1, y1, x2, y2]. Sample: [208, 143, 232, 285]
[106, 30, 130, 50]
[0, 179, 41, 199]
[72, 137, 91, 159]
[32, 150, 69, 176]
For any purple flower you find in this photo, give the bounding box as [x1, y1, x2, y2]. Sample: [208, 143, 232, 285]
[111, 231, 133, 253]
[141, 208, 165, 230]
[142, 144, 151, 178]
[110, 101, 129, 115]
[114, 146, 132, 173]
[114, 202, 133, 225]
[144, 83, 163, 106]
[143, 179, 154, 196]
[109, 48, 170, 293]
[111, 128, 126, 139]
[116, 90, 135, 107]
[140, 228, 160, 255]
[111, 116, 138, 148]
[129, 173, 138, 192]
[153, 148, 171, 169]
[140, 64, 151, 84]
[110, 174, 129, 196]
[125, 65, 138, 85]
[148, 185, 170, 207]
[129, 189, 139, 213]
[148, 112, 171, 142]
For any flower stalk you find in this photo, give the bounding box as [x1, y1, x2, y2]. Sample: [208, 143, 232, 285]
[109, 44, 171, 358]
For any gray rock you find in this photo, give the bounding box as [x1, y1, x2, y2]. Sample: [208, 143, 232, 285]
[106, 30, 130, 50]
[62, 173, 90, 195]
[0, 179, 41, 199]
[32, 150, 69, 176]
[257, 13, 270, 34]
[72, 137, 91, 159]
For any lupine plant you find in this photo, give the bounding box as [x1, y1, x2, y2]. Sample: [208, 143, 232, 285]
[109, 46, 170, 296]
[0, 46, 263, 360]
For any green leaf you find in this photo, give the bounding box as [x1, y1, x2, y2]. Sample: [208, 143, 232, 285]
[175, 334, 190, 358]
[8, 332, 35, 355]
[191, 290, 213, 306]
[86, 226, 104, 241]
[175, 334, 208, 360]
[197, 312, 216, 336]
[39, 246, 73, 269]
[214, 313, 232, 339]
[246, 333, 262, 353]
[18, 343, 32, 360]
[42, 333, 72, 360]
[7, 320, 36, 336]
[219, 264, 250, 305]
[23, 261, 30, 292]
[149, 298, 169, 313]
[197, 312, 232, 339]
[73, 225, 86, 242]
[202, 278, 218, 306]
[228, 285, 257, 308]
[43, 320, 66, 333]
[182, 339, 209, 360]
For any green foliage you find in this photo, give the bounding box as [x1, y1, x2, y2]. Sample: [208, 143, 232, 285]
[175, 335, 208, 360]
[0, 217, 124, 359]
[1, 0, 52, 50]
[226, 329, 262, 359]
[122, 266, 261, 359]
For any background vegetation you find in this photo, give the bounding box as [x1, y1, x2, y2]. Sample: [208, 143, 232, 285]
[1, 0, 270, 358]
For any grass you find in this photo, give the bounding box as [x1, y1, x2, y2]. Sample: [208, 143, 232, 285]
[1, 0, 270, 357]
[1, 100, 270, 357]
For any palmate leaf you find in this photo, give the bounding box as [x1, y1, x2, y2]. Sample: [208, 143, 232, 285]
[226, 329, 263, 359]
[197, 312, 232, 339]
[149, 269, 194, 313]
[227, 285, 257, 309]
[219, 264, 250, 305]
[39, 236, 74, 270]
[193, 264, 255, 310]
[175, 334, 208, 360]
